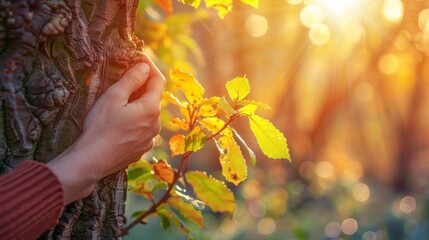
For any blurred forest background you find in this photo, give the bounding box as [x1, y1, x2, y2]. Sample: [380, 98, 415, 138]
[125, 0, 429, 239]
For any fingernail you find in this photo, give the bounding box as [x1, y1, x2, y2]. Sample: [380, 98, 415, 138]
[138, 63, 149, 75]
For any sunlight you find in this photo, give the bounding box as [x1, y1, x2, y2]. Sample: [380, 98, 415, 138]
[318, 0, 358, 14]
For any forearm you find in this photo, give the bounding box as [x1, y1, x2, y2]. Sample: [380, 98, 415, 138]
[0, 161, 64, 239]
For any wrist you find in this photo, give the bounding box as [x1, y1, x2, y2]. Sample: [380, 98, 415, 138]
[47, 140, 100, 204]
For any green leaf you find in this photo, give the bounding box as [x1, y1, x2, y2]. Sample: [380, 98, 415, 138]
[186, 171, 235, 214]
[231, 128, 257, 166]
[131, 210, 146, 218]
[157, 209, 193, 238]
[168, 196, 205, 228]
[218, 134, 247, 185]
[248, 115, 290, 160]
[159, 214, 171, 230]
[185, 126, 206, 152]
[226, 76, 250, 101]
[178, 0, 201, 8]
[240, 0, 258, 8]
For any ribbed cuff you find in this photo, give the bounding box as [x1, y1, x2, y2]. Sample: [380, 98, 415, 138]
[0, 160, 65, 239]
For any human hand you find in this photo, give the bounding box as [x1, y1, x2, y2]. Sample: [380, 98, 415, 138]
[48, 56, 165, 203]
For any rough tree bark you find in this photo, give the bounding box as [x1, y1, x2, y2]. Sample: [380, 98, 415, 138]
[0, 0, 144, 238]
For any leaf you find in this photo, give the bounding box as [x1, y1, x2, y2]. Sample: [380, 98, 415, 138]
[175, 190, 206, 211]
[162, 91, 186, 108]
[186, 171, 235, 214]
[231, 128, 257, 167]
[169, 134, 186, 157]
[157, 209, 193, 238]
[238, 104, 258, 115]
[185, 126, 206, 152]
[218, 134, 247, 185]
[168, 196, 205, 228]
[226, 76, 250, 101]
[237, 100, 271, 110]
[217, 97, 236, 116]
[240, 0, 258, 8]
[170, 118, 189, 131]
[170, 69, 205, 104]
[153, 160, 175, 184]
[159, 213, 171, 230]
[178, 0, 201, 8]
[205, 0, 233, 18]
[199, 96, 220, 106]
[248, 115, 291, 160]
[155, 0, 173, 14]
[131, 210, 146, 218]
[198, 117, 226, 134]
[199, 105, 216, 117]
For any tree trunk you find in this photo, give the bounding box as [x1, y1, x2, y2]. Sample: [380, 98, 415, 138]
[0, 0, 144, 238]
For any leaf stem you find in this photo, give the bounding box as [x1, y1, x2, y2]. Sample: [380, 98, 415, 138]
[123, 151, 192, 234]
[205, 114, 238, 141]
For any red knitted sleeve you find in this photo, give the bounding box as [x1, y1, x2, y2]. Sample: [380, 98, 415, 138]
[0, 160, 65, 239]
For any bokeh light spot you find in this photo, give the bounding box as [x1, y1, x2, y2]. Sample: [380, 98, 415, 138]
[362, 231, 377, 240]
[300, 5, 326, 28]
[418, 9, 429, 30]
[245, 14, 268, 38]
[394, 31, 411, 50]
[325, 221, 341, 238]
[341, 218, 358, 235]
[399, 196, 416, 214]
[382, 0, 404, 24]
[248, 199, 267, 218]
[309, 24, 330, 46]
[352, 183, 371, 202]
[378, 54, 399, 75]
[315, 161, 334, 178]
[257, 218, 276, 235]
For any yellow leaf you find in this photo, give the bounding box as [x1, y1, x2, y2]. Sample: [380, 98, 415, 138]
[205, 0, 233, 18]
[240, 0, 258, 8]
[199, 117, 227, 135]
[170, 118, 189, 131]
[178, 0, 201, 8]
[199, 96, 220, 106]
[218, 135, 247, 185]
[237, 100, 271, 110]
[162, 91, 186, 108]
[169, 134, 186, 157]
[217, 97, 236, 116]
[238, 104, 257, 115]
[168, 196, 205, 228]
[153, 160, 175, 184]
[226, 76, 250, 101]
[186, 171, 235, 214]
[185, 126, 206, 152]
[170, 69, 205, 104]
[199, 105, 216, 117]
[248, 115, 291, 160]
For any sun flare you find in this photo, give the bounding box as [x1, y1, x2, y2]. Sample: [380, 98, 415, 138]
[318, 0, 358, 14]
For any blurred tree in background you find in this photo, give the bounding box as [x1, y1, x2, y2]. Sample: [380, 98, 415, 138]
[127, 0, 429, 239]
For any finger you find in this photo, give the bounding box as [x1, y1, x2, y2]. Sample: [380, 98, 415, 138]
[134, 56, 165, 104]
[111, 63, 150, 103]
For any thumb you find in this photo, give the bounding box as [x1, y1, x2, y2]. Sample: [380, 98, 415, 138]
[113, 63, 150, 101]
